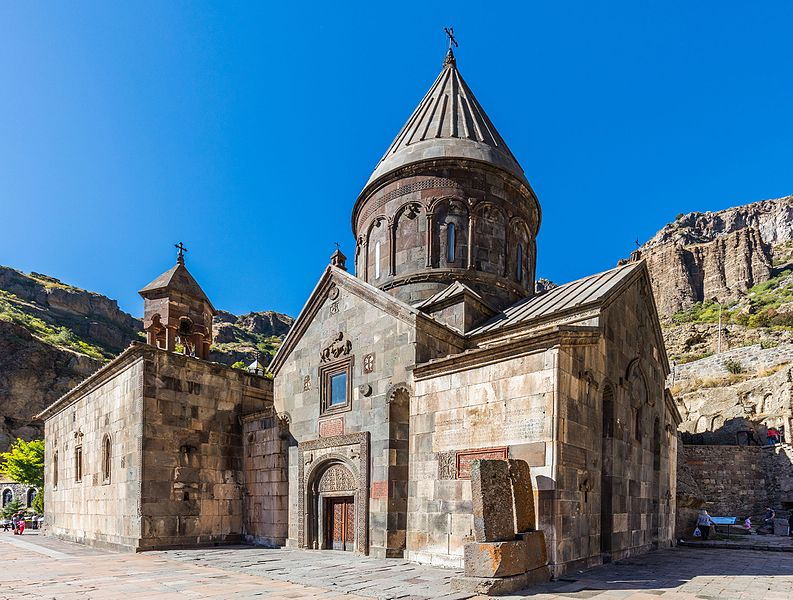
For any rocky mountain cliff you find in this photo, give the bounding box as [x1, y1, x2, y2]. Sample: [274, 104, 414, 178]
[631, 195, 793, 317]
[0, 266, 292, 450]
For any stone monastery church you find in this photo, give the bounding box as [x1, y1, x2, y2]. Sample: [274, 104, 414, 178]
[38, 47, 681, 578]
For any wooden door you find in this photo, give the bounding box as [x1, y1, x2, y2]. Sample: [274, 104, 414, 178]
[325, 496, 354, 551]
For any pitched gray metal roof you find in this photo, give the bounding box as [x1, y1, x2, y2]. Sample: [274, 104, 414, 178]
[467, 262, 642, 336]
[365, 50, 527, 188]
[414, 281, 482, 309]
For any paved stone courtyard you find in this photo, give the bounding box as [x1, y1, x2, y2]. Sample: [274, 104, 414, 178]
[2, 533, 793, 599]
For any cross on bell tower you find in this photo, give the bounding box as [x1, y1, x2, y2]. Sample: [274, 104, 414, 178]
[139, 245, 216, 359]
[175, 242, 188, 264]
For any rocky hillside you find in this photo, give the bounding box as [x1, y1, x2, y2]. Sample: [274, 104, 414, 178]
[632, 195, 793, 318]
[0, 266, 292, 450]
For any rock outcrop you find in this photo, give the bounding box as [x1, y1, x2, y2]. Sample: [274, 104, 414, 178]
[631, 196, 792, 317]
[0, 320, 101, 449]
[0, 266, 293, 451]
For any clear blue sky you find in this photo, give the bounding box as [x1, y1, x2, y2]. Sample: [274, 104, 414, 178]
[1, 2, 791, 318]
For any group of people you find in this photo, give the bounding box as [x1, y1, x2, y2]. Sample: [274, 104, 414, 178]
[696, 507, 792, 540]
[1, 513, 27, 535]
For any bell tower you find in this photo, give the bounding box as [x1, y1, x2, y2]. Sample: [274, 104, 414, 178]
[138, 243, 216, 360]
[352, 45, 541, 310]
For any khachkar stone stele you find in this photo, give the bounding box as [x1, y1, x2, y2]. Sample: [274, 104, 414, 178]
[453, 458, 550, 596]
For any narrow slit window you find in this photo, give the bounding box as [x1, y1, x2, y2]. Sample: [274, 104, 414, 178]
[516, 244, 524, 282]
[102, 435, 112, 483]
[75, 446, 83, 483]
[447, 223, 456, 263]
[374, 242, 381, 279]
[53, 451, 59, 489]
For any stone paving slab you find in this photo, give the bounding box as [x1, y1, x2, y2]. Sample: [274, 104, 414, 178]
[4, 534, 793, 599]
[154, 546, 469, 600]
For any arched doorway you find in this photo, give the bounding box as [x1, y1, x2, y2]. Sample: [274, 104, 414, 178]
[308, 461, 358, 551]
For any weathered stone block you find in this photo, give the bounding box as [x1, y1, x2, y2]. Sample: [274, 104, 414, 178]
[508, 459, 536, 532]
[464, 540, 532, 577]
[453, 565, 551, 595]
[471, 459, 515, 542]
[517, 530, 547, 566]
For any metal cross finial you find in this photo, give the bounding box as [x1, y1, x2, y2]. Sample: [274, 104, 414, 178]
[334, 242, 341, 250]
[175, 242, 188, 263]
[444, 27, 458, 51]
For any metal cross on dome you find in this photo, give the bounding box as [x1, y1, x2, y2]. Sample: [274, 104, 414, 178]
[175, 241, 188, 263]
[444, 27, 458, 50]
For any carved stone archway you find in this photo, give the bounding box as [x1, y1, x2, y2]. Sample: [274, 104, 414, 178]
[298, 432, 369, 554]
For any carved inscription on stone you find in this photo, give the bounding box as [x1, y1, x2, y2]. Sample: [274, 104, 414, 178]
[370, 480, 388, 499]
[330, 302, 339, 314]
[320, 332, 352, 363]
[318, 417, 344, 438]
[161, 376, 202, 395]
[433, 404, 547, 452]
[438, 451, 456, 480]
[456, 447, 508, 480]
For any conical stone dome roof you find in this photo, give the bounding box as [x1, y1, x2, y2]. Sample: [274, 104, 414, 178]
[365, 50, 527, 189]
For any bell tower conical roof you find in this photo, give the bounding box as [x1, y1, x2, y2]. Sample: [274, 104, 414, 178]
[364, 49, 528, 189]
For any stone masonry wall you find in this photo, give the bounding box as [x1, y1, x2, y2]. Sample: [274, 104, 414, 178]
[242, 410, 288, 547]
[410, 348, 556, 569]
[139, 349, 270, 550]
[682, 445, 769, 519]
[597, 280, 677, 566]
[44, 352, 144, 551]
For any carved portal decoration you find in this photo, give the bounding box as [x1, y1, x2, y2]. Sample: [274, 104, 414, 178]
[298, 432, 369, 555]
[320, 332, 352, 363]
[318, 464, 356, 492]
[438, 451, 456, 480]
[363, 353, 375, 374]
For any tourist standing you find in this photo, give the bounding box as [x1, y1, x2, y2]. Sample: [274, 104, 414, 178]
[767, 427, 781, 445]
[696, 509, 715, 540]
[17, 515, 25, 535]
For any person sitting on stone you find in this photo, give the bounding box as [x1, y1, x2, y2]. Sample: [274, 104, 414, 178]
[696, 509, 715, 540]
[764, 507, 776, 528]
[767, 427, 781, 445]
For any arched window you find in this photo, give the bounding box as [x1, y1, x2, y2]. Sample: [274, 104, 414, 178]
[26, 488, 36, 507]
[447, 223, 456, 263]
[53, 450, 59, 489]
[374, 241, 381, 279]
[102, 435, 112, 483]
[516, 244, 524, 282]
[2, 489, 12, 507]
[74, 445, 83, 483]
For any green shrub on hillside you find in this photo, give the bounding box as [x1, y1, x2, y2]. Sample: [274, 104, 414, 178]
[670, 269, 793, 331]
[0, 290, 107, 360]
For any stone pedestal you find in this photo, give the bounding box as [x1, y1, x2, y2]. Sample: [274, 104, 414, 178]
[452, 565, 551, 595]
[464, 533, 547, 578]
